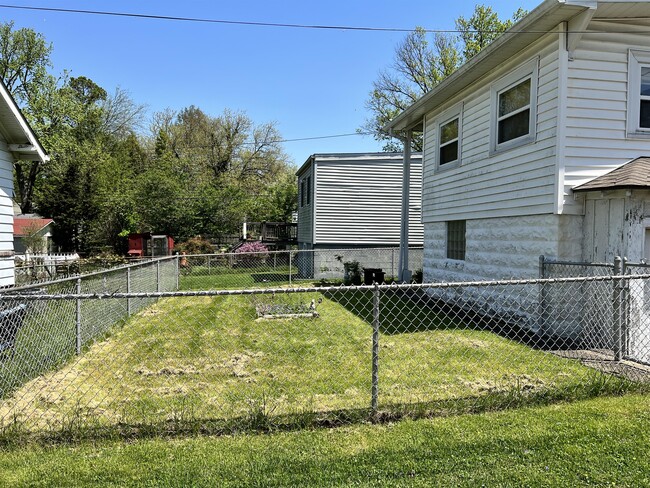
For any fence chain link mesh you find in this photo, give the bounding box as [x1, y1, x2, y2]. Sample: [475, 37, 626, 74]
[0, 251, 648, 439]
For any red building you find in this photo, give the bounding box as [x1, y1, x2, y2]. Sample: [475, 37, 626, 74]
[127, 233, 174, 257]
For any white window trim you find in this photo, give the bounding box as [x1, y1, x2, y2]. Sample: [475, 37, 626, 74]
[627, 49, 650, 138]
[435, 102, 463, 172]
[489, 57, 539, 155]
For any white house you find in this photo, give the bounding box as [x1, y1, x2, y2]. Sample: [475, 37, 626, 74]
[0, 80, 48, 287]
[385, 0, 650, 283]
[296, 152, 424, 279]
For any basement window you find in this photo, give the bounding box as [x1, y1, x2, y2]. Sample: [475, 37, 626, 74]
[446, 220, 466, 261]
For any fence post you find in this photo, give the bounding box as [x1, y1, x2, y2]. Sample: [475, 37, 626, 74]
[175, 255, 180, 291]
[613, 256, 623, 361]
[391, 249, 395, 280]
[156, 260, 161, 293]
[538, 255, 548, 335]
[126, 266, 132, 317]
[289, 252, 292, 285]
[371, 283, 380, 416]
[75, 277, 82, 355]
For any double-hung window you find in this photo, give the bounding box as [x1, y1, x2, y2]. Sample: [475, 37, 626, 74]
[490, 58, 538, 153]
[436, 103, 462, 170]
[627, 50, 650, 136]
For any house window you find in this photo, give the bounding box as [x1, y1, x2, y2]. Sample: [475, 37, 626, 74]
[490, 58, 538, 153]
[436, 104, 462, 170]
[446, 220, 466, 261]
[627, 50, 650, 136]
[306, 176, 311, 205]
[497, 78, 531, 143]
[300, 179, 306, 207]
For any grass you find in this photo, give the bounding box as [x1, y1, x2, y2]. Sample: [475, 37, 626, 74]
[0, 393, 648, 486]
[180, 265, 316, 290]
[1, 287, 638, 441]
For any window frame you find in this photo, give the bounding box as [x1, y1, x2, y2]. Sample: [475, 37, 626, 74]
[446, 220, 466, 261]
[627, 49, 650, 138]
[489, 58, 539, 155]
[436, 103, 463, 171]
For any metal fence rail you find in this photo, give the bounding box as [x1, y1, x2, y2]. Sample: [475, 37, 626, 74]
[180, 247, 424, 290]
[0, 272, 648, 437]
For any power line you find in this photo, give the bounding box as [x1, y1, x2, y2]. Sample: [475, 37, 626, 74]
[0, 4, 616, 34]
[0, 4, 436, 32]
[270, 132, 373, 144]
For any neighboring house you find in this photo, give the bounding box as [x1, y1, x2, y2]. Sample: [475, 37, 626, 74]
[296, 152, 424, 279]
[0, 80, 48, 287]
[297, 152, 423, 250]
[13, 216, 54, 254]
[385, 0, 650, 282]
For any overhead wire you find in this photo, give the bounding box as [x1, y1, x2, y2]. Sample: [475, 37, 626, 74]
[0, 4, 639, 34]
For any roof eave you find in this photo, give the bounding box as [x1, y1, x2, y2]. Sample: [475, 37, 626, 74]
[383, 0, 596, 134]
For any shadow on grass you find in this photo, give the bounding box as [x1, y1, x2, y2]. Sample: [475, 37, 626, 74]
[1, 371, 644, 448]
[323, 288, 459, 334]
[324, 288, 586, 352]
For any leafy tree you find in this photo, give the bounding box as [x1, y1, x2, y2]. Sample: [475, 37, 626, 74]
[363, 5, 526, 150]
[456, 6, 526, 60]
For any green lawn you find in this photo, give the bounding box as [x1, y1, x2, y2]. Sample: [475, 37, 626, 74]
[0, 393, 648, 487]
[0, 289, 631, 438]
[180, 265, 313, 290]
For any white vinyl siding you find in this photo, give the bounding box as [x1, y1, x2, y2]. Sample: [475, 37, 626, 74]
[312, 156, 423, 246]
[562, 19, 650, 214]
[422, 33, 559, 223]
[0, 137, 14, 286]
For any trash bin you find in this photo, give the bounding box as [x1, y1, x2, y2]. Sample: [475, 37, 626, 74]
[363, 268, 385, 285]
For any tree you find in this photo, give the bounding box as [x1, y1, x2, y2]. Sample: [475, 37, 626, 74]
[456, 5, 526, 60]
[363, 5, 526, 150]
[362, 28, 459, 151]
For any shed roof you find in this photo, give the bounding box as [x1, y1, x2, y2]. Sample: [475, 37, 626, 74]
[296, 152, 422, 177]
[14, 217, 54, 237]
[573, 157, 650, 192]
[383, 0, 650, 134]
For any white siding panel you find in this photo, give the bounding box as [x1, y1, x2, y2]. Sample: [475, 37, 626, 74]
[421, 33, 559, 222]
[563, 20, 650, 215]
[0, 138, 14, 286]
[313, 157, 423, 245]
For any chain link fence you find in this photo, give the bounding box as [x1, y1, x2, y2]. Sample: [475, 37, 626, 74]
[179, 247, 424, 290]
[0, 268, 648, 439]
[0, 257, 178, 424]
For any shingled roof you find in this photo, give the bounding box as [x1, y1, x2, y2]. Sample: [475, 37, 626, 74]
[573, 157, 650, 192]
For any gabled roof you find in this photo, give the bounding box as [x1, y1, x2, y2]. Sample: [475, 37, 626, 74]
[384, 0, 650, 133]
[573, 157, 650, 192]
[0, 78, 48, 163]
[14, 217, 54, 237]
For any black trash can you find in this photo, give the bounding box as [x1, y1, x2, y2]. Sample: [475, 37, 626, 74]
[363, 268, 385, 285]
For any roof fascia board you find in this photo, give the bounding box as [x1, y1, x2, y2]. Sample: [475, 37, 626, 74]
[566, 4, 597, 59]
[0, 81, 48, 163]
[384, 0, 596, 134]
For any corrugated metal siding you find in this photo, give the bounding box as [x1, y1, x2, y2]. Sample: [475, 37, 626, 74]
[313, 156, 423, 245]
[297, 164, 313, 244]
[421, 33, 559, 223]
[563, 19, 650, 215]
[0, 137, 14, 286]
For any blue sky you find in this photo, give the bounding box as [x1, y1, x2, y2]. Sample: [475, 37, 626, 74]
[3, 0, 539, 166]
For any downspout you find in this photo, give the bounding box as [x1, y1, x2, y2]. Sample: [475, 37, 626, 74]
[397, 130, 412, 282]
